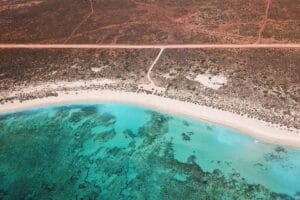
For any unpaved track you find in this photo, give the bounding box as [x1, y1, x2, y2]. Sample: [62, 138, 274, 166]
[147, 48, 164, 86]
[63, 0, 94, 44]
[0, 44, 299, 49]
[256, 0, 272, 43]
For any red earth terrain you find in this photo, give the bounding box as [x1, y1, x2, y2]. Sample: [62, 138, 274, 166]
[0, 0, 299, 44]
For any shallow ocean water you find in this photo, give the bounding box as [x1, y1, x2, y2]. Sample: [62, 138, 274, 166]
[0, 103, 299, 199]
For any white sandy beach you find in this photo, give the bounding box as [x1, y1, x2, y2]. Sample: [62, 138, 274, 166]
[0, 90, 300, 148]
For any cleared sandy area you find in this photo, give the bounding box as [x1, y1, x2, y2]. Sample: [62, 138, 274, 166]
[187, 73, 228, 90]
[0, 90, 299, 148]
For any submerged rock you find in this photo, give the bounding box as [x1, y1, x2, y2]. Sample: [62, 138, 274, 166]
[181, 132, 191, 141]
[69, 111, 83, 123]
[80, 105, 98, 116]
[98, 113, 116, 126]
[94, 129, 116, 142]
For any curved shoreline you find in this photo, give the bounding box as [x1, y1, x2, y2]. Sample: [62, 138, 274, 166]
[0, 90, 300, 148]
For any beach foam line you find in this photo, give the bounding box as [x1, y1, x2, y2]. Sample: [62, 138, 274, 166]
[0, 90, 299, 148]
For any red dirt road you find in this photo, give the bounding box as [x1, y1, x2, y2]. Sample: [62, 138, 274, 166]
[0, 44, 299, 49]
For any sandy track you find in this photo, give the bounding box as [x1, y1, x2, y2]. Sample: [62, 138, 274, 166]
[0, 44, 299, 49]
[63, 0, 94, 44]
[256, 0, 272, 43]
[147, 48, 164, 86]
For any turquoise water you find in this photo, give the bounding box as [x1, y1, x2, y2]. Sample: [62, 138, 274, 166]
[0, 103, 299, 199]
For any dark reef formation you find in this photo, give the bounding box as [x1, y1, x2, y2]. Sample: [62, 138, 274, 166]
[0, 105, 296, 199]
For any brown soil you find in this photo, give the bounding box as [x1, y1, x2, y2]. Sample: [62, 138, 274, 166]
[1, 0, 298, 44]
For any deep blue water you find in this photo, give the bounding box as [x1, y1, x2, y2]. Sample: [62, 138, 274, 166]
[0, 103, 299, 200]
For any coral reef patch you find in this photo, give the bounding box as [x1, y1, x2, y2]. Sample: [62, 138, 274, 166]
[0, 104, 299, 199]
